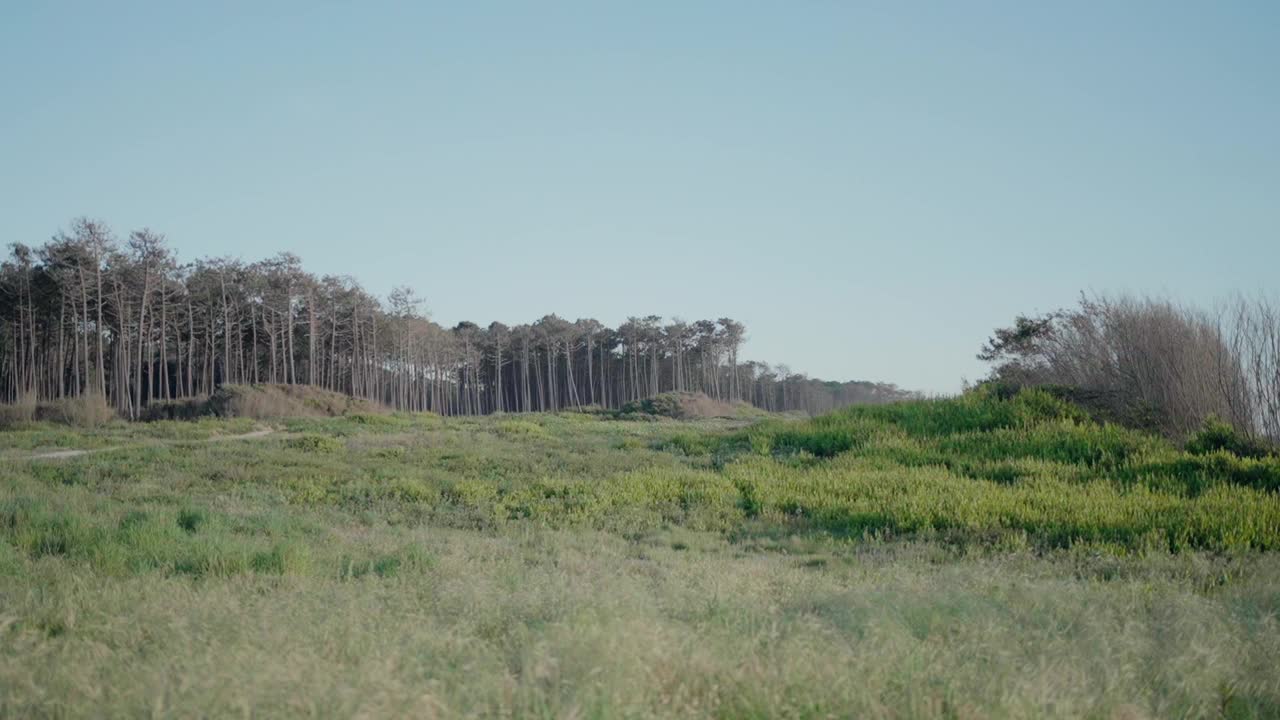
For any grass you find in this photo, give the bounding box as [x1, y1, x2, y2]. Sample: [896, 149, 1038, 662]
[0, 415, 260, 452]
[1, 389, 1279, 717]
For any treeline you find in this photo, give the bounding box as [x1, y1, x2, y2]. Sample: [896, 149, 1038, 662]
[0, 218, 911, 418]
[980, 293, 1280, 443]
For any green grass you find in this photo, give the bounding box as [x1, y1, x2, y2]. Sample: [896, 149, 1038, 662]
[0, 415, 259, 452]
[1, 390, 1279, 717]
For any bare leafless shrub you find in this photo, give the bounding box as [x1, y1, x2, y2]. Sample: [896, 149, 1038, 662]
[36, 392, 117, 427]
[982, 294, 1261, 439]
[0, 394, 38, 428]
[1221, 295, 1280, 442]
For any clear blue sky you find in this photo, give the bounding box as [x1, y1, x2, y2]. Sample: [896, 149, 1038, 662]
[3, 2, 1277, 393]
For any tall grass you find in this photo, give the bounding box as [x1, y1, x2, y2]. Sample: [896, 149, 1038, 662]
[2, 393, 1279, 716]
[0, 393, 115, 429]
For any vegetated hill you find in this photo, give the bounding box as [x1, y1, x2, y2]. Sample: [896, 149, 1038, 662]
[143, 384, 389, 421]
[657, 386, 1280, 550]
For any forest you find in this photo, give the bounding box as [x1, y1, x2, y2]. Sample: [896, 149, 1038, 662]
[0, 218, 911, 418]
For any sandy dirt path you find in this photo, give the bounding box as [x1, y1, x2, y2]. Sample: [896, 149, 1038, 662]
[21, 427, 276, 461]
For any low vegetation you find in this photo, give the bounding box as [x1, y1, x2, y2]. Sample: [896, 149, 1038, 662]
[0, 392, 115, 429]
[142, 383, 389, 421]
[618, 390, 764, 420]
[2, 388, 1279, 717]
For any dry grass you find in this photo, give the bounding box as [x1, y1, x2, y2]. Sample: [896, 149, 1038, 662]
[35, 393, 115, 427]
[0, 394, 115, 429]
[1, 525, 1277, 719]
[2, 393, 1279, 717]
[0, 395, 37, 428]
[210, 384, 390, 419]
[134, 384, 391, 422]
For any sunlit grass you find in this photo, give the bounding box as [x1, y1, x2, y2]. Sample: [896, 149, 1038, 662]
[2, 392, 1279, 717]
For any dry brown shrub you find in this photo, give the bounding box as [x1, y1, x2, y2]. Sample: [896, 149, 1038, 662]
[0, 394, 37, 428]
[209, 384, 389, 419]
[36, 393, 116, 427]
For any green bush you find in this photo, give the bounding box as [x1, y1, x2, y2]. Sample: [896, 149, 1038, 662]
[494, 419, 549, 438]
[251, 541, 312, 575]
[1186, 417, 1276, 460]
[771, 426, 860, 458]
[284, 435, 345, 453]
[1127, 451, 1280, 495]
[177, 507, 207, 534]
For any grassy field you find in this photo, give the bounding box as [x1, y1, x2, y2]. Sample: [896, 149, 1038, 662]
[2, 390, 1279, 718]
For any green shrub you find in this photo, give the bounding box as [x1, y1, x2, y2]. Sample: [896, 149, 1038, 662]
[177, 508, 207, 534]
[620, 392, 737, 419]
[660, 432, 713, 456]
[138, 396, 212, 421]
[771, 427, 859, 458]
[208, 384, 389, 419]
[1127, 451, 1280, 495]
[1186, 417, 1276, 460]
[285, 435, 345, 453]
[494, 419, 549, 438]
[250, 541, 312, 575]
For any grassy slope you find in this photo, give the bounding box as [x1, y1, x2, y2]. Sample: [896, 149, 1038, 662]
[1, 391, 1279, 718]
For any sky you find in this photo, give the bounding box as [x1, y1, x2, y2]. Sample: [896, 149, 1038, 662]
[2, 2, 1277, 393]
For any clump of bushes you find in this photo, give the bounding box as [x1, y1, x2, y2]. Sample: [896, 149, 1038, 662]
[1185, 417, 1277, 460]
[39, 393, 116, 427]
[176, 508, 207, 534]
[979, 293, 1280, 444]
[284, 435, 345, 453]
[348, 412, 400, 426]
[494, 419, 549, 437]
[137, 396, 211, 421]
[135, 384, 391, 422]
[620, 391, 745, 420]
[0, 393, 115, 428]
[209, 384, 389, 419]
